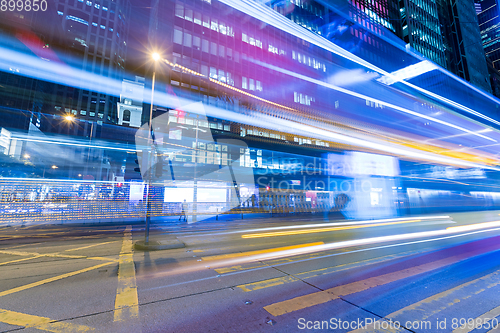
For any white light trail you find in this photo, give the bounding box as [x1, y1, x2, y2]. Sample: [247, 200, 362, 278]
[220, 0, 500, 128]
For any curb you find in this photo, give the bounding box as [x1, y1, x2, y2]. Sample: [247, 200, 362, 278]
[133, 239, 185, 251]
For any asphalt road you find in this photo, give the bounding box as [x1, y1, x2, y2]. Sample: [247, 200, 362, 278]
[2, 211, 500, 332]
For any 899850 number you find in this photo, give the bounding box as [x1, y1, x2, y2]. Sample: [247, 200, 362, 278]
[1, 0, 48, 12]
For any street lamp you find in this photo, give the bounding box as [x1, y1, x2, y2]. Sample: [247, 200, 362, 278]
[144, 51, 160, 244]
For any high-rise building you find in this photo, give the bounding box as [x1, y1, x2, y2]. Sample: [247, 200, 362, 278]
[0, 0, 131, 136]
[397, 0, 446, 66]
[52, 0, 131, 128]
[438, 0, 491, 92]
[475, 0, 500, 97]
[476, 0, 500, 67]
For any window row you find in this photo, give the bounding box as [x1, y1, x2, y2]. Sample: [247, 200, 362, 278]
[292, 51, 327, 72]
[175, 3, 234, 37]
[294, 92, 315, 105]
[242, 77, 263, 91]
[173, 29, 239, 61]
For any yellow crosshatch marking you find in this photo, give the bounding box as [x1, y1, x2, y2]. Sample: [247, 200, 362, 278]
[263, 249, 491, 316]
[65, 240, 118, 252]
[0, 249, 118, 262]
[0, 308, 94, 332]
[0, 228, 129, 331]
[346, 269, 500, 333]
[0, 255, 43, 266]
[113, 225, 139, 322]
[0, 262, 114, 298]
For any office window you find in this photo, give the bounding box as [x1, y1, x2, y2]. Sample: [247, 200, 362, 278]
[210, 67, 217, 79]
[185, 8, 193, 21]
[175, 4, 183, 18]
[202, 39, 209, 53]
[203, 15, 210, 28]
[194, 12, 202, 25]
[201, 65, 208, 76]
[211, 19, 218, 32]
[193, 36, 200, 50]
[183, 32, 192, 47]
[174, 29, 182, 44]
[218, 69, 225, 82]
[219, 45, 225, 57]
[249, 78, 255, 91]
[242, 77, 248, 89]
[210, 42, 217, 55]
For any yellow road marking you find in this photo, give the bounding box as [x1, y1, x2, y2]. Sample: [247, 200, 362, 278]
[216, 263, 268, 274]
[0, 308, 93, 332]
[0, 255, 42, 266]
[238, 249, 426, 292]
[264, 250, 488, 316]
[0, 250, 117, 262]
[0, 262, 114, 298]
[453, 300, 500, 333]
[113, 226, 139, 322]
[65, 241, 118, 252]
[349, 269, 500, 332]
[201, 242, 324, 261]
[242, 220, 421, 238]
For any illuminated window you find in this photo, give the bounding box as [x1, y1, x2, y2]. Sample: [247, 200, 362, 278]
[194, 12, 202, 25]
[256, 81, 262, 91]
[242, 77, 248, 89]
[173, 29, 182, 44]
[218, 69, 225, 82]
[219, 45, 225, 57]
[193, 36, 200, 50]
[202, 15, 210, 28]
[175, 4, 183, 18]
[201, 65, 208, 77]
[185, 9, 193, 21]
[210, 42, 217, 55]
[220, 22, 227, 35]
[210, 67, 217, 79]
[183, 33, 192, 47]
[249, 79, 255, 91]
[211, 20, 219, 32]
[242, 33, 248, 43]
[202, 39, 209, 52]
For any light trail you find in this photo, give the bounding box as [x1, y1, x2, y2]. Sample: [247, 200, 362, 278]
[139, 224, 500, 281]
[247, 57, 496, 142]
[181, 216, 452, 237]
[0, 40, 498, 169]
[220, 0, 500, 128]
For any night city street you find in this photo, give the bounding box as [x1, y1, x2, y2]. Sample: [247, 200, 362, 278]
[2, 212, 500, 332]
[3, 0, 500, 331]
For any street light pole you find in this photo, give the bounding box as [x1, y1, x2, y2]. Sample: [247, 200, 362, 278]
[192, 118, 199, 223]
[144, 53, 159, 244]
